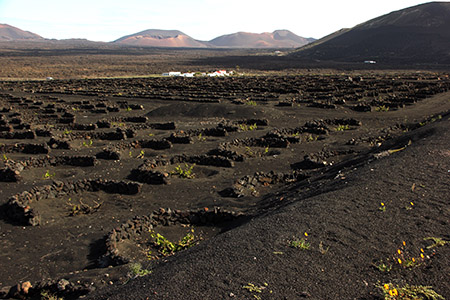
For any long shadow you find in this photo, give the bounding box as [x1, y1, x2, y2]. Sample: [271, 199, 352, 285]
[0, 203, 25, 226]
[255, 113, 449, 214]
[86, 236, 108, 269]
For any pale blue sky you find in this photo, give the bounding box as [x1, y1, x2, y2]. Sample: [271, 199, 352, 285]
[0, 0, 430, 42]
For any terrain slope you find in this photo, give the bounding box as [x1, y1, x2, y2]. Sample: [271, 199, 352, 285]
[209, 30, 314, 48]
[113, 29, 208, 48]
[89, 105, 450, 299]
[290, 1, 450, 64]
[0, 24, 43, 41]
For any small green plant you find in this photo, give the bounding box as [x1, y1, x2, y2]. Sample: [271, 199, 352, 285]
[129, 262, 151, 278]
[242, 282, 271, 300]
[148, 229, 197, 258]
[150, 232, 175, 256]
[239, 123, 258, 131]
[335, 124, 350, 131]
[40, 290, 63, 300]
[172, 163, 195, 179]
[249, 123, 258, 130]
[376, 105, 390, 112]
[245, 146, 255, 157]
[264, 146, 269, 154]
[243, 282, 264, 293]
[2, 154, 8, 162]
[424, 237, 449, 249]
[245, 100, 257, 106]
[82, 139, 93, 147]
[405, 201, 415, 210]
[43, 170, 55, 179]
[289, 232, 310, 250]
[378, 283, 444, 300]
[148, 132, 154, 137]
[372, 260, 393, 272]
[306, 134, 317, 142]
[379, 202, 386, 211]
[63, 129, 72, 135]
[66, 198, 101, 216]
[137, 150, 145, 159]
[394, 241, 427, 269]
[290, 238, 310, 250]
[197, 133, 206, 142]
[126, 106, 132, 111]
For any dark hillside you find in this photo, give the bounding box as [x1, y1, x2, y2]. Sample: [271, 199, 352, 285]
[291, 2, 450, 64]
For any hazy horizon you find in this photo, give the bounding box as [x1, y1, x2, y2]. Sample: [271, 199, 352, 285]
[0, 0, 430, 42]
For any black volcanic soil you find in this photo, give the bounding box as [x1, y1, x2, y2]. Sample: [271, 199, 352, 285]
[0, 72, 449, 299]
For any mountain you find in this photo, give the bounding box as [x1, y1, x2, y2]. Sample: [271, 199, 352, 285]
[113, 29, 314, 48]
[290, 2, 450, 64]
[209, 30, 314, 48]
[0, 24, 43, 41]
[113, 29, 208, 48]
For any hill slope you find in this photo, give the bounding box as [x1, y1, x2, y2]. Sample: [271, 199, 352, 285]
[89, 111, 450, 300]
[290, 2, 450, 64]
[113, 29, 208, 48]
[0, 24, 43, 41]
[209, 30, 314, 48]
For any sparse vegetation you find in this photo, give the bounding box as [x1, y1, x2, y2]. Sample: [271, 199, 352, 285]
[375, 241, 433, 273]
[148, 229, 198, 258]
[376, 105, 390, 112]
[171, 163, 195, 179]
[378, 283, 444, 300]
[242, 282, 271, 299]
[405, 201, 415, 210]
[245, 146, 255, 157]
[335, 124, 350, 131]
[128, 262, 151, 278]
[137, 150, 145, 159]
[424, 237, 449, 249]
[394, 241, 429, 269]
[82, 139, 93, 147]
[239, 123, 258, 131]
[289, 233, 310, 250]
[372, 260, 393, 272]
[197, 133, 206, 141]
[40, 290, 63, 300]
[1, 62, 449, 300]
[290, 238, 310, 250]
[66, 198, 102, 216]
[306, 134, 318, 142]
[43, 170, 55, 179]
